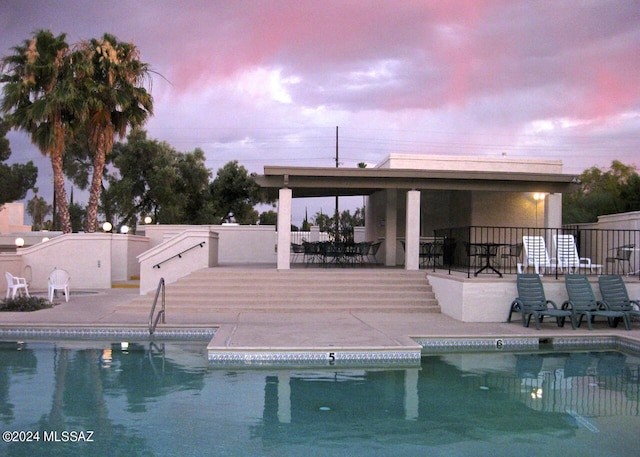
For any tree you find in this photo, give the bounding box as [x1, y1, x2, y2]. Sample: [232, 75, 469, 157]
[313, 211, 332, 232]
[0, 117, 37, 205]
[77, 34, 153, 232]
[313, 207, 364, 242]
[103, 129, 211, 226]
[563, 161, 640, 224]
[301, 209, 311, 231]
[208, 160, 270, 224]
[258, 210, 278, 225]
[26, 187, 51, 231]
[1, 30, 76, 232]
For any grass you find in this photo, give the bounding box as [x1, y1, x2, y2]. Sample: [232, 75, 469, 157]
[0, 295, 53, 312]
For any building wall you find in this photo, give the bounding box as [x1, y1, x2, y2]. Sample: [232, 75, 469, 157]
[471, 192, 543, 228]
[376, 153, 564, 174]
[141, 224, 277, 263]
[0, 202, 31, 234]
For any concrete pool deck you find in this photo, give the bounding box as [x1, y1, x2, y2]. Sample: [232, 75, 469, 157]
[1, 287, 640, 355]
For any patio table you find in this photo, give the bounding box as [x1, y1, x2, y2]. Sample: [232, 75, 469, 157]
[470, 242, 505, 277]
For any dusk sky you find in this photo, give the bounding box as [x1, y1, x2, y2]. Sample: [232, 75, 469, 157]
[2, 0, 639, 224]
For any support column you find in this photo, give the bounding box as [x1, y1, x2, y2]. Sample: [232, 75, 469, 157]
[384, 189, 398, 266]
[405, 190, 421, 271]
[546, 193, 562, 229]
[277, 188, 292, 270]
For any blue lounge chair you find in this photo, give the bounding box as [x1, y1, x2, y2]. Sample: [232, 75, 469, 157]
[508, 274, 575, 329]
[598, 275, 640, 326]
[562, 275, 631, 330]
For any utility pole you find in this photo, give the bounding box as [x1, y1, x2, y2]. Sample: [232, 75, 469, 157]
[335, 126, 339, 238]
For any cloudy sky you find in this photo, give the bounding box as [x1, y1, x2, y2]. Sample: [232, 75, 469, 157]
[2, 0, 639, 224]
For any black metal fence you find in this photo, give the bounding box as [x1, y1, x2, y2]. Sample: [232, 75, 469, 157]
[431, 226, 640, 278]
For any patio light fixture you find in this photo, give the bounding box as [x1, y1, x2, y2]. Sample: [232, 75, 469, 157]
[144, 216, 152, 224]
[533, 193, 545, 227]
[14, 237, 25, 248]
[120, 225, 130, 234]
[102, 222, 113, 232]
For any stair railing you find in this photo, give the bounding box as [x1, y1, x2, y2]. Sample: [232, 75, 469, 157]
[152, 241, 205, 269]
[148, 278, 166, 335]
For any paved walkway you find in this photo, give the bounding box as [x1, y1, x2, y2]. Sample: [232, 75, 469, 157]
[2, 288, 639, 352]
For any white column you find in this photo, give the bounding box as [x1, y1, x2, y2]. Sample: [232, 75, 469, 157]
[384, 189, 398, 266]
[546, 193, 562, 229]
[277, 188, 292, 270]
[405, 190, 421, 271]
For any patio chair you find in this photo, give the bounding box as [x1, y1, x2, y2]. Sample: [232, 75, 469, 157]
[302, 241, 322, 265]
[48, 269, 71, 302]
[553, 234, 601, 273]
[507, 274, 575, 330]
[522, 236, 556, 275]
[562, 274, 630, 330]
[323, 242, 344, 266]
[598, 275, 640, 324]
[605, 244, 634, 274]
[463, 242, 483, 269]
[366, 241, 382, 265]
[499, 243, 523, 274]
[420, 242, 444, 268]
[290, 243, 305, 263]
[5, 272, 30, 299]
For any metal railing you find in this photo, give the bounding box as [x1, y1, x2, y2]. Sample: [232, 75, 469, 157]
[431, 226, 640, 278]
[148, 278, 165, 335]
[152, 241, 205, 269]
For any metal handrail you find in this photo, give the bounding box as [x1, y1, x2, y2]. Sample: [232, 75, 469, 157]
[153, 241, 205, 269]
[148, 277, 166, 335]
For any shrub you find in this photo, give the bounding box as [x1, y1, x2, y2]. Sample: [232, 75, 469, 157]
[0, 295, 53, 312]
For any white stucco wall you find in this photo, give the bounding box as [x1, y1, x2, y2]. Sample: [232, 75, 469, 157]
[141, 224, 277, 263]
[138, 229, 219, 294]
[0, 202, 30, 234]
[18, 233, 114, 289]
[429, 273, 640, 323]
[376, 153, 564, 174]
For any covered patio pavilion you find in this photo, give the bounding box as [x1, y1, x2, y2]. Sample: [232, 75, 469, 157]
[255, 155, 580, 271]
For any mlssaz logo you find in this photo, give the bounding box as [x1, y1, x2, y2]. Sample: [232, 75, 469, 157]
[43, 431, 95, 442]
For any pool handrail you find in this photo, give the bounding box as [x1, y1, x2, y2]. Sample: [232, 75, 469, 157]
[149, 277, 166, 335]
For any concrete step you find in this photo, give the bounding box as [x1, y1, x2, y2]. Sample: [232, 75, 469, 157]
[118, 267, 440, 314]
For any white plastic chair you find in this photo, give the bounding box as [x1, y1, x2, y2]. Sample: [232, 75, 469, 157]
[522, 236, 556, 275]
[5, 272, 30, 299]
[48, 269, 71, 302]
[553, 234, 602, 273]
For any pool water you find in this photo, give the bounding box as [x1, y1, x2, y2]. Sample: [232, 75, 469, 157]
[1, 341, 639, 457]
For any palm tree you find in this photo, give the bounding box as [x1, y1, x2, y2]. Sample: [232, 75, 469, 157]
[78, 34, 153, 232]
[1, 30, 77, 233]
[27, 187, 52, 230]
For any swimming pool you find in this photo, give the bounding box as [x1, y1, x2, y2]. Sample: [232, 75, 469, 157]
[1, 341, 638, 457]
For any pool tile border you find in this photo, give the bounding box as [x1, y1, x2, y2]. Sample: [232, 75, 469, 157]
[415, 335, 640, 354]
[414, 336, 539, 352]
[0, 326, 216, 341]
[207, 349, 422, 368]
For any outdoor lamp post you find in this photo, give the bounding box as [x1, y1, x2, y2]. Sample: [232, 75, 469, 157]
[533, 193, 545, 227]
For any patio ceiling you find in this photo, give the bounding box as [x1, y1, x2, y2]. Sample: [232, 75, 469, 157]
[255, 166, 581, 198]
